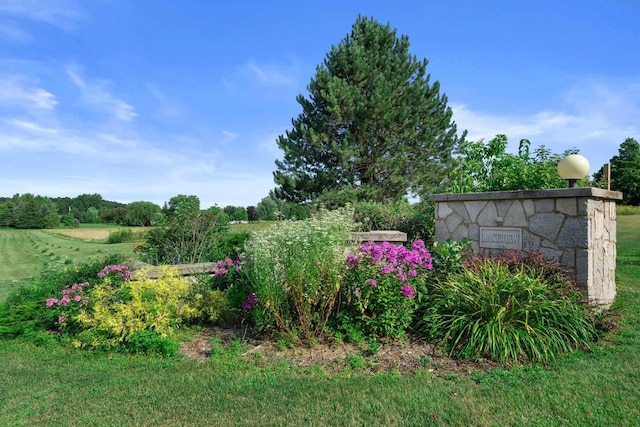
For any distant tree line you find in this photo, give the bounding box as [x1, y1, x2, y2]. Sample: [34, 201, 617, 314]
[0, 192, 305, 230]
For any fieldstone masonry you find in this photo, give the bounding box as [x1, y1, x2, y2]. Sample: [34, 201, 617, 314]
[430, 188, 623, 307]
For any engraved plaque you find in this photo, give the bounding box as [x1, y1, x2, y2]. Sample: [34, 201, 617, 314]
[479, 227, 522, 250]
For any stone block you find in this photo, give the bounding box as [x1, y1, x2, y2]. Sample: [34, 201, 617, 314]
[464, 201, 487, 222]
[451, 202, 470, 222]
[522, 230, 541, 252]
[504, 201, 527, 226]
[529, 213, 564, 241]
[446, 214, 463, 233]
[556, 198, 576, 215]
[477, 202, 498, 226]
[534, 199, 555, 213]
[523, 199, 535, 217]
[557, 217, 589, 248]
[438, 202, 453, 219]
[561, 248, 575, 268]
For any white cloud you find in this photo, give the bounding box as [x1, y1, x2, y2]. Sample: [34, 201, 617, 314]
[0, 74, 58, 110]
[66, 67, 137, 122]
[0, 0, 84, 31]
[451, 78, 640, 172]
[146, 83, 183, 118]
[0, 21, 31, 42]
[244, 60, 297, 87]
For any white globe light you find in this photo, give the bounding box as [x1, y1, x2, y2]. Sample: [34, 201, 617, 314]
[557, 154, 590, 187]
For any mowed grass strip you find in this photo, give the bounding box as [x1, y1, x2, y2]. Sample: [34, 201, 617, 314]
[0, 227, 138, 301]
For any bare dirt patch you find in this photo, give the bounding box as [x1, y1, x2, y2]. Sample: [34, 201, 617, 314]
[180, 325, 498, 376]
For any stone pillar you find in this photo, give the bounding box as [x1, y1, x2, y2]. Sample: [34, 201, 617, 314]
[430, 188, 622, 307]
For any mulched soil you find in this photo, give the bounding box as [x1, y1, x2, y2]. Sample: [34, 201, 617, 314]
[180, 325, 498, 376]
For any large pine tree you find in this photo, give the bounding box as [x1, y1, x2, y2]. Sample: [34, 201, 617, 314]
[274, 16, 465, 203]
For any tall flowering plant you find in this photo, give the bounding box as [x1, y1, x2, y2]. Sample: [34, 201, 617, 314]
[341, 240, 433, 338]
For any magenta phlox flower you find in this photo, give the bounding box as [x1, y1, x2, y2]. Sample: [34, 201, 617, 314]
[46, 281, 90, 309]
[58, 316, 66, 323]
[214, 267, 228, 277]
[407, 269, 418, 277]
[225, 258, 234, 267]
[401, 285, 415, 298]
[412, 239, 425, 250]
[346, 253, 359, 267]
[380, 265, 394, 275]
[98, 265, 131, 281]
[242, 292, 258, 311]
[368, 279, 377, 287]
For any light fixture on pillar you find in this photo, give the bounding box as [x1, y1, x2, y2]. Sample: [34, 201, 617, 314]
[557, 154, 590, 188]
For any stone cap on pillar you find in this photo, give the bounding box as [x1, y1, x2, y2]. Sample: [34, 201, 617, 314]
[430, 187, 623, 202]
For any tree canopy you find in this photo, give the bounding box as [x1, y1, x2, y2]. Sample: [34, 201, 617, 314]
[594, 137, 640, 205]
[273, 16, 465, 203]
[444, 135, 580, 193]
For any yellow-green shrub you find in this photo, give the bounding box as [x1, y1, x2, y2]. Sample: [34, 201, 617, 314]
[74, 266, 196, 348]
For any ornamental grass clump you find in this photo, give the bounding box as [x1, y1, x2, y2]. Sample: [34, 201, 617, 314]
[341, 239, 433, 339]
[243, 207, 356, 345]
[417, 259, 597, 364]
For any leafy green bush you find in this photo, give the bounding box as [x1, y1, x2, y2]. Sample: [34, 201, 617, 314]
[0, 254, 126, 338]
[243, 207, 356, 345]
[135, 208, 229, 265]
[445, 135, 582, 193]
[352, 200, 435, 242]
[106, 228, 141, 244]
[74, 266, 196, 349]
[340, 240, 433, 338]
[431, 238, 471, 277]
[417, 260, 597, 364]
[125, 330, 180, 356]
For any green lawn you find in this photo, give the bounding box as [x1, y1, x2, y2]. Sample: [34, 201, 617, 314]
[0, 218, 639, 425]
[0, 227, 136, 301]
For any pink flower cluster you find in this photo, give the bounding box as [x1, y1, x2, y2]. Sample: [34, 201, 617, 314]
[46, 282, 90, 323]
[213, 258, 239, 277]
[97, 265, 131, 281]
[347, 240, 433, 298]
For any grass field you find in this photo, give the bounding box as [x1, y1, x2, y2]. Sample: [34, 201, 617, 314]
[0, 226, 138, 301]
[0, 217, 639, 425]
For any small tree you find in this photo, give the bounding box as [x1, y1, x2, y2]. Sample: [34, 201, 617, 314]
[135, 205, 229, 265]
[124, 201, 161, 226]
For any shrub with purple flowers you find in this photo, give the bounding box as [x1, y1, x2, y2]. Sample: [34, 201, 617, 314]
[340, 240, 433, 338]
[45, 281, 91, 331]
[97, 265, 131, 282]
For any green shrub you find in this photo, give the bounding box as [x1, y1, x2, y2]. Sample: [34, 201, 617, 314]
[135, 209, 228, 265]
[243, 207, 357, 345]
[340, 240, 433, 339]
[431, 238, 471, 277]
[0, 254, 126, 338]
[352, 200, 435, 242]
[106, 228, 141, 244]
[125, 330, 180, 356]
[74, 266, 196, 349]
[417, 260, 597, 364]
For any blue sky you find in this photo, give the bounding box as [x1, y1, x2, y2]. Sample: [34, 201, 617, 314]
[1, 0, 638, 208]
